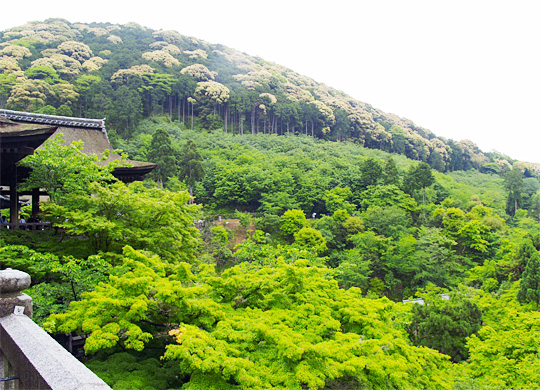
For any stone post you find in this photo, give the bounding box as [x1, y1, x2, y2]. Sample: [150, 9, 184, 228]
[0, 269, 32, 319]
[1, 269, 32, 389]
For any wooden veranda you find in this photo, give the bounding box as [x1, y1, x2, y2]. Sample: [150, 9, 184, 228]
[0, 110, 156, 227]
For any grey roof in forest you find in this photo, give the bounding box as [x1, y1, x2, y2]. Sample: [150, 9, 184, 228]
[0, 109, 156, 176]
[0, 109, 105, 130]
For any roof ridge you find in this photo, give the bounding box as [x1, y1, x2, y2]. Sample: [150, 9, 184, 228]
[0, 109, 106, 130]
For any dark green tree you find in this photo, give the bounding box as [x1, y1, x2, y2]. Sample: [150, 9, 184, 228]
[406, 289, 482, 362]
[517, 249, 540, 311]
[147, 129, 176, 188]
[359, 157, 383, 189]
[404, 162, 435, 204]
[382, 157, 400, 186]
[388, 125, 407, 154]
[24, 66, 61, 84]
[428, 150, 445, 172]
[177, 140, 205, 199]
[504, 166, 524, 217]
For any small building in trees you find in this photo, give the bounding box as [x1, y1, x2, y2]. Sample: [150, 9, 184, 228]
[0, 109, 156, 225]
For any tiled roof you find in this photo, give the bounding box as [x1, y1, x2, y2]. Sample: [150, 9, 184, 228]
[0, 110, 105, 130]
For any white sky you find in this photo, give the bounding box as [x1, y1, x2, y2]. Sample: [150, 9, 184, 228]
[2, 0, 539, 163]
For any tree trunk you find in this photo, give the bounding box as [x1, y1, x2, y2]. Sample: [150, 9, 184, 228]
[251, 106, 256, 134]
[191, 101, 194, 130]
[224, 104, 228, 133]
[240, 113, 244, 135]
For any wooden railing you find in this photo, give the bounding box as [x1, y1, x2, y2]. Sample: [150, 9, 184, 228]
[0, 223, 52, 231]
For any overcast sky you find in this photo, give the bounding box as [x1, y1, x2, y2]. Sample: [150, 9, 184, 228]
[2, 0, 539, 163]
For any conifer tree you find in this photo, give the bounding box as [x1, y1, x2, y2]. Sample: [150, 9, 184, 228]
[404, 162, 434, 204]
[518, 250, 540, 311]
[147, 129, 176, 189]
[504, 166, 524, 217]
[383, 157, 400, 186]
[177, 140, 204, 199]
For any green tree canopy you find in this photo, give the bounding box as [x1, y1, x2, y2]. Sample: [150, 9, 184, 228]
[19, 134, 120, 203]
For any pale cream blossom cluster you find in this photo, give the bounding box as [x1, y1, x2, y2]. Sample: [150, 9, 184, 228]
[82, 56, 108, 72]
[57, 41, 93, 63]
[259, 93, 277, 105]
[107, 35, 123, 44]
[74, 23, 115, 37]
[0, 57, 21, 73]
[311, 100, 336, 126]
[0, 45, 32, 60]
[284, 84, 314, 103]
[161, 44, 182, 55]
[149, 42, 169, 49]
[458, 140, 490, 168]
[233, 67, 273, 89]
[31, 54, 82, 78]
[142, 51, 181, 67]
[7, 79, 53, 110]
[152, 30, 183, 44]
[184, 49, 208, 59]
[2, 20, 81, 44]
[111, 65, 155, 84]
[54, 83, 79, 105]
[195, 81, 230, 105]
[6, 78, 78, 111]
[430, 138, 450, 163]
[149, 41, 181, 54]
[180, 64, 216, 81]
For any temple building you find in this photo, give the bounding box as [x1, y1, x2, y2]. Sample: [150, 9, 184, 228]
[0, 109, 156, 225]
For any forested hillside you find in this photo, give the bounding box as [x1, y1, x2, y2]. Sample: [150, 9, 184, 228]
[1, 18, 539, 176]
[2, 18, 540, 390]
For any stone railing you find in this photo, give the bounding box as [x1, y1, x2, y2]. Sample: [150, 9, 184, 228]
[0, 268, 111, 390]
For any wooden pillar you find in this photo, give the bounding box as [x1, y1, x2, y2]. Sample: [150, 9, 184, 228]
[32, 188, 40, 219]
[9, 180, 18, 227]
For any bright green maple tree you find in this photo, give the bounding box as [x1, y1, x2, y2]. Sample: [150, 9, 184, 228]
[42, 181, 201, 262]
[45, 247, 454, 390]
[19, 134, 122, 203]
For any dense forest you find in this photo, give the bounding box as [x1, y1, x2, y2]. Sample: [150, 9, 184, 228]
[2, 19, 540, 390]
[1, 18, 539, 176]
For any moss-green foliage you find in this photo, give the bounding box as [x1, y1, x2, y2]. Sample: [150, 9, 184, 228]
[86, 353, 183, 390]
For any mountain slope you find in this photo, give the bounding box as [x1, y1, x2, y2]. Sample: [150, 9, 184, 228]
[0, 18, 537, 177]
